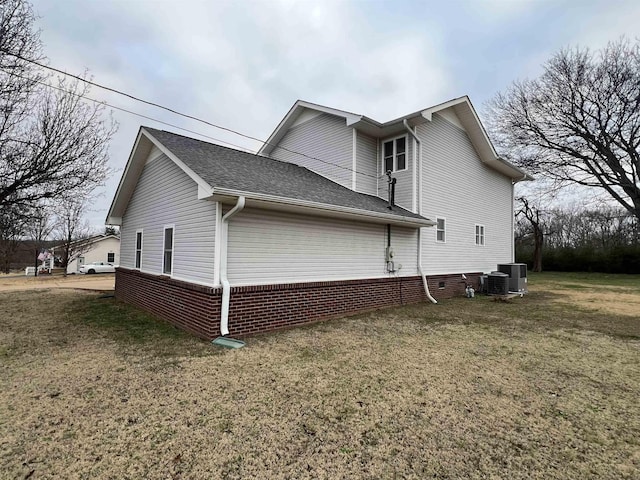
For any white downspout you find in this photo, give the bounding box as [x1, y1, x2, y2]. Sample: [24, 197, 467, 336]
[404, 119, 437, 304]
[220, 196, 246, 336]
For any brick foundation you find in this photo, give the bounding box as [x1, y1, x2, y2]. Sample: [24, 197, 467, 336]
[115, 268, 481, 339]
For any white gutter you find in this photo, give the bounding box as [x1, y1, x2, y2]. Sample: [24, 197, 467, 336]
[220, 196, 246, 336]
[404, 120, 437, 304]
[211, 187, 436, 228]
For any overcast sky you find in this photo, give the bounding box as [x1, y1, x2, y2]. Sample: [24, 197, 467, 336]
[30, 0, 640, 228]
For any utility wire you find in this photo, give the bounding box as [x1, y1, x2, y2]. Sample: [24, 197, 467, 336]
[0, 50, 383, 180]
[3, 68, 255, 153]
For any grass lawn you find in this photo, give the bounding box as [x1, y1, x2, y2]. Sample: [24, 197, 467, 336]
[0, 273, 639, 479]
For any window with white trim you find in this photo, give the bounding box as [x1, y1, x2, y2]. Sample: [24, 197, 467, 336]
[382, 136, 407, 173]
[107, 252, 115, 263]
[436, 218, 446, 242]
[163, 226, 174, 274]
[475, 224, 485, 246]
[135, 230, 143, 269]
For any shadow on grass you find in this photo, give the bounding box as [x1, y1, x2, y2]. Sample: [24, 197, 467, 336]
[66, 295, 215, 358]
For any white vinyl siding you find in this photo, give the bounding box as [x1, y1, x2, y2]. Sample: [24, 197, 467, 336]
[269, 113, 353, 189]
[227, 207, 417, 286]
[120, 153, 217, 285]
[378, 135, 414, 211]
[418, 112, 512, 274]
[355, 131, 378, 196]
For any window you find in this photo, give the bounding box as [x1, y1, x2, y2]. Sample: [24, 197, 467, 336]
[436, 218, 446, 242]
[135, 230, 143, 269]
[163, 226, 174, 274]
[107, 252, 115, 263]
[382, 136, 407, 173]
[475, 224, 485, 246]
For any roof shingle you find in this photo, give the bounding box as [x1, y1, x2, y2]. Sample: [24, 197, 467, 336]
[144, 127, 430, 223]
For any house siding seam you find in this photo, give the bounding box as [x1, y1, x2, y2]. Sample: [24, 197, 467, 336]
[115, 268, 480, 339]
[269, 113, 353, 189]
[120, 152, 217, 285]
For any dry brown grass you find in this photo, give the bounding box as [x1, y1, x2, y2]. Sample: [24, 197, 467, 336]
[1, 273, 639, 479]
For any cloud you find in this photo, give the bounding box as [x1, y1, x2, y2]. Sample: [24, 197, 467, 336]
[28, 0, 640, 228]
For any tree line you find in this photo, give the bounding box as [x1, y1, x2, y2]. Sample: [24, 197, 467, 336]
[0, 0, 115, 274]
[515, 204, 639, 273]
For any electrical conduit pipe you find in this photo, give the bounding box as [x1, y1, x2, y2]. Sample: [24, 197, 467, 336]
[220, 196, 246, 336]
[404, 119, 437, 304]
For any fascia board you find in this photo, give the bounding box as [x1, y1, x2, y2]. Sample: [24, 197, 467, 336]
[105, 129, 149, 225]
[258, 101, 302, 156]
[259, 100, 363, 155]
[211, 187, 436, 228]
[420, 96, 533, 181]
[106, 216, 122, 226]
[420, 96, 469, 121]
[496, 157, 535, 181]
[141, 128, 215, 199]
[51, 234, 117, 251]
[106, 128, 215, 225]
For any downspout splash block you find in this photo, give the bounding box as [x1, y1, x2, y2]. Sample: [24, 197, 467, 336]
[212, 337, 246, 349]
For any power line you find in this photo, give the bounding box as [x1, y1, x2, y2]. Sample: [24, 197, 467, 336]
[3, 69, 255, 153]
[0, 49, 383, 180]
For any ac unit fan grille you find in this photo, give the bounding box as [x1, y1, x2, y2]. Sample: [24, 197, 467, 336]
[487, 274, 509, 295]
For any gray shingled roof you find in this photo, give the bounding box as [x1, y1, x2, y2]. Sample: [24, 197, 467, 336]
[144, 127, 430, 222]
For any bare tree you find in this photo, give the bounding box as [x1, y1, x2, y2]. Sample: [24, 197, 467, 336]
[488, 38, 640, 220]
[0, 0, 116, 211]
[0, 204, 25, 272]
[53, 196, 95, 275]
[516, 197, 550, 272]
[23, 206, 53, 275]
[104, 225, 119, 236]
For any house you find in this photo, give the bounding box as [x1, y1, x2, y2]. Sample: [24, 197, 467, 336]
[56, 234, 120, 274]
[107, 96, 530, 339]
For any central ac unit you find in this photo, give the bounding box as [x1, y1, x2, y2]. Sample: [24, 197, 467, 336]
[497, 263, 528, 293]
[487, 272, 509, 295]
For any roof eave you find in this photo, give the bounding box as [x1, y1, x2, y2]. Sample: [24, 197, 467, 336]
[420, 96, 534, 181]
[209, 188, 436, 228]
[106, 128, 216, 225]
[259, 100, 364, 156]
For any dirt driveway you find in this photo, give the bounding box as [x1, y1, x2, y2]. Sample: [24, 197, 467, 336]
[0, 273, 114, 292]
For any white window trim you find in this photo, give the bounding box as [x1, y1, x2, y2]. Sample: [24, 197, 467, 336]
[475, 224, 485, 246]
[162, 224, 175, 275]
[135, 229, 143, 269]
[381, 134, 408, 174]
[436, 217, 446, 243]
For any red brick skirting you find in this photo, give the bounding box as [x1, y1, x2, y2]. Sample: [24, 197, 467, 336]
[115, 268, 481, 339]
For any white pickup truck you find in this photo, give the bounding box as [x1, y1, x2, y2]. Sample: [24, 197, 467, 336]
[79, 262, 117, 274]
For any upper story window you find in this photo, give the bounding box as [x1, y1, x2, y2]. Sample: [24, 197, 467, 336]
[135, 230, 143, 269]
[436, 217, 446, 242]
[163, 226, 174, 275]
[475, 224, 485, 246]
[107, 252, 115, 263]
[383, 136, 407, 173]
